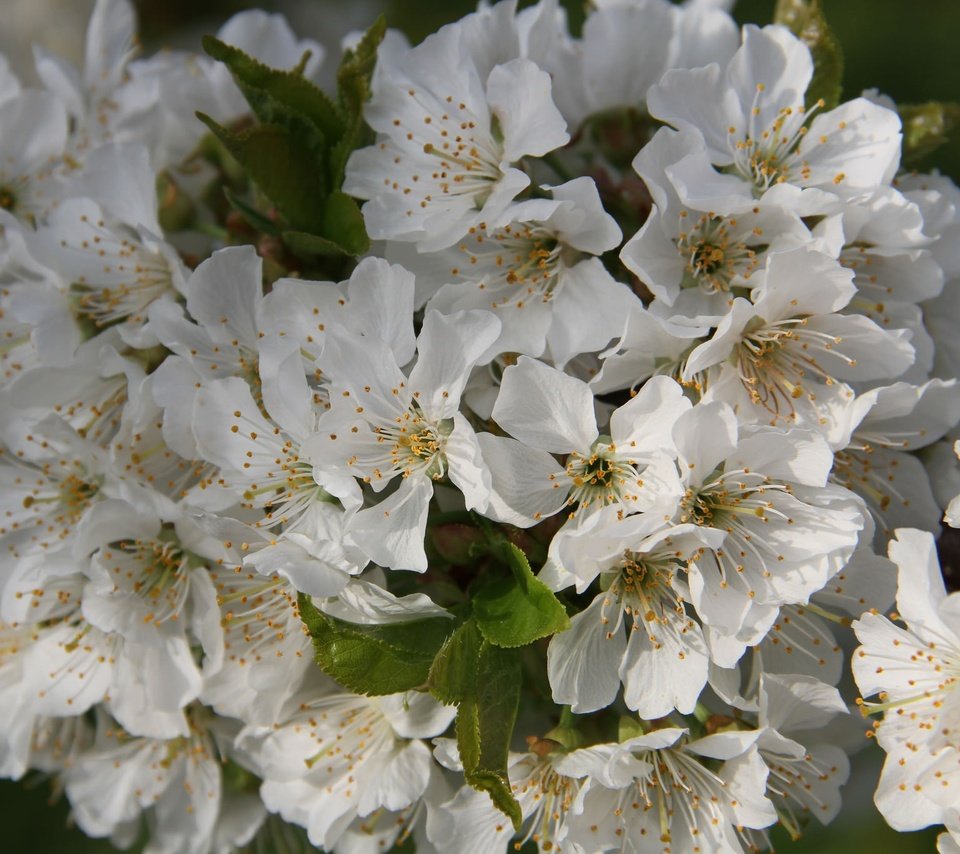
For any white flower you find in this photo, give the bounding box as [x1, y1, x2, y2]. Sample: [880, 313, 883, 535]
[647, 25, 901, 211]
[243, 690, 454, 852]
[304, 309, 500, 571]
[407, 176, 632, 367]
[556, 727, 775, 853]
[63, 710, 230, 854]
[670, 401, 864, 645]
[621, 125, 813, 321]
[683, 247, 914, 441]
[545, 512, 723, 717]
[0, 90, 68, 222]
[344, 23, 568, 250]
[831, 380, 960, 541]
[853, 528, 960, 833]
[480, 360, 688, 528]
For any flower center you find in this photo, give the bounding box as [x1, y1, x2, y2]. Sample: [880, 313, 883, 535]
[734, 316, 853, 420]
[726, 90, 827, 195]
[676, 213, 760, 294]
[376, 407, 452, 480]
[564, 441, 642, 511]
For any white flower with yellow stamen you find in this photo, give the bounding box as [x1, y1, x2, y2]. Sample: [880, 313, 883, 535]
[406, 176, 633, 367]
[545, 511, 724, 717]
[0, 89, 68, 224]
[556, 727, 776, 853]
[621, 125, 814, 322]
[647, 24, 901, 212]
[479, 360, 688, 529]
[683, 247, 915, 442]
[241, 689, 455, 852]
[28, 195, 186, 340]
[344, 20, 568, 251]
[304, 309, 500, 572]
[830, 379, 960, 542]
[62, 709, 242, 854]
[669, 401, 864, 648]
[853, 528, 960, 835]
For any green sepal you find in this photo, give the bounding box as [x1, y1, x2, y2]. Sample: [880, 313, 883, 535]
[472, 540, 569, 648]
[298, 593, 453, 696]
[202, 36, 344, 141]
[774, 0, 844, 110]
[197, 114, 327, 233]
[898, 101, 960, 165]
[544, 707, 585, 752]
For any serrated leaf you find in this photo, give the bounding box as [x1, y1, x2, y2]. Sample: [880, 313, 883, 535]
[459, 639, 523, 831]
[338, 16, 386, 117]
[428, 619, 523, 830]
[774, 0, 843, 110]
[428, 619, 481, 705]
[899, 101, 960, 165]
[472, 541, 569, 648]
[298, 593, 452, 695]
[198, 114, 327, 232]
[203, 36, 344, 140]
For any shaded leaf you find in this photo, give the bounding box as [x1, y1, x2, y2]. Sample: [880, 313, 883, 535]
[223, 186, 279, 234]
[338, 15, 387, 116]
[321, 190, 370, 256]
[298, 593, 452, 695]
[197, 115, 327, 232]
[282, 230, 347, 258]
[774, 0, 844, 110]
[459, 639, 523, 831]
[428, 619, 481, 705]
[428, 618, 523, 830]
[203, 36, 344, 140]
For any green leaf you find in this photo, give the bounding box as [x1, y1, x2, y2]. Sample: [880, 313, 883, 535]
[774, 0, 844, 110]
[427, 619, 523, 830]
[298, 593, 453, 695]
[458, 639, 523, 831]
[428, 619, 481, 704]
[281, 230, 347, 258]
[472, 541, 569, 648]
[899, 101, 960, 165]
[282, 192, 369, 257]
[338, 15, 387, 116]
[202, 36, 344, 141]
[197, 115, 329, 232]
[321, 190, 370, 256]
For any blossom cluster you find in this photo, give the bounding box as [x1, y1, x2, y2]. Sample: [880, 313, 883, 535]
[1, 0, 959, 852]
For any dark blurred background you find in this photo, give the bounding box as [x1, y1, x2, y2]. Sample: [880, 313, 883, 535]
[0, 0, 953, 851]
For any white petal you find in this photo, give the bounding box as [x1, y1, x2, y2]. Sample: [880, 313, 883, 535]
[493, 356, 597, 453]
[547, 595, 625, 713]
[348, 476, 432, 571]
